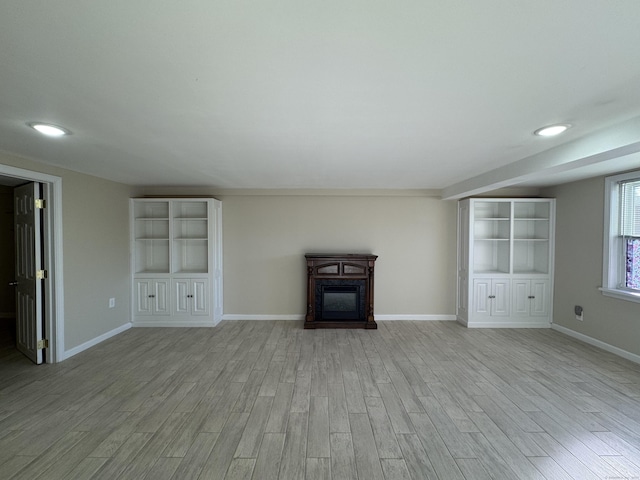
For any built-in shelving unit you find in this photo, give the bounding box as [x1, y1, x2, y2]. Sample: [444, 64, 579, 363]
[457, 198, 555, 328]
[131, 198, 222, 326]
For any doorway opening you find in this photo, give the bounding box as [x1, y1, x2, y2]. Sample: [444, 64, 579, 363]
[0, 163, 64, 363]
[0, 184, 18, 360]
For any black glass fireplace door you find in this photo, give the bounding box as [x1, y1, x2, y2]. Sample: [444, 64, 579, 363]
[315, 280, 366, 321]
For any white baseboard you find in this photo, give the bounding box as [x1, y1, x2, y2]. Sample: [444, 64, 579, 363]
[62, 322, 132, 360]
[551, 323, 640, 365]
[464, 321, 551, 328]
[221, 314, 456, 321]
[133, 320, 220, 327]
[222, 314, 304, 321]
[456, 315, 551, 328]
[374, 315, 457, 321]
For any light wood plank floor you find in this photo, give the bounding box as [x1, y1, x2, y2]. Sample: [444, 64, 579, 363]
[1, 320, 640, 479]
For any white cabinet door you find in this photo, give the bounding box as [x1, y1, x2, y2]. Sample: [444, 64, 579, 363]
[135, 279, 152, 316]
[135, 279, 170, 315]
[152, 279, 170, 315]
[173, 278, 209, 316]
[173, 279, 191, 315]
[512, 280, 530, 317]
[473, 279, 509, 317]
[530, 280, 549, 317]
[511, 279, 549, 317]
[472, 280, 491, 318]
[191, 278, 209, 316]
[492, 279, 510, 316]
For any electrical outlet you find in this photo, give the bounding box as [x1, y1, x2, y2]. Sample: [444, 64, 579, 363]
[109, 298, 116, 308]
[574, 305, 583, 321]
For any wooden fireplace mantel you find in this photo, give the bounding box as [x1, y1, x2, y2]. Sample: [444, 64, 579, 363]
[305, 253, 378, 329]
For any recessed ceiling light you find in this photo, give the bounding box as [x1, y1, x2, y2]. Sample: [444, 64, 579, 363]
[27, 122, 71, 137]
[534, 124, 571, 137]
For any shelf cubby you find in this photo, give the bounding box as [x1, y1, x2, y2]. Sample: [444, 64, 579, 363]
[134, 201, 169, 219]
[514, 201, 550, 219]
[134, 239, 170, 274]
[172, 239, 208, 273]
[513, 240, 549, 274]
[174, 219, 208, 239]
[135, 219, 169, 240]
[173, 201, 208, 219]
[474, 218, 511, 240]
[513, 218, 549, 240]
[473, 239, 510, 274]
[474, 201, 511, 219]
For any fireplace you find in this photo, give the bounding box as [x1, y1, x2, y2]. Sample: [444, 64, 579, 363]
[305, 254, 377, 329]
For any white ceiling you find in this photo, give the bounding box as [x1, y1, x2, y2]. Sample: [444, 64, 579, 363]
[2, 1, 640, 194]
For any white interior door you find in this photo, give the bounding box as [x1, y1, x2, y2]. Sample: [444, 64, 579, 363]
[14, 182, 44, 364]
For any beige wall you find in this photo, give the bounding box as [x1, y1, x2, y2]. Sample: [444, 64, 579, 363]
[0, 152, 132, 351]
[134, 188, 458, 316]
[543, 176, 640, 357]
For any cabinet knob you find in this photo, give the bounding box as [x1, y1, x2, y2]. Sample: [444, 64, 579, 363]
[488, 295, 496, 299]
[187, 294, 194, 298]
[148, 294, 155, 298]
[528, 296, 535, 299]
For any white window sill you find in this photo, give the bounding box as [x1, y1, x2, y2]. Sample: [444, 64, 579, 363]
[599, 287, 640, 304]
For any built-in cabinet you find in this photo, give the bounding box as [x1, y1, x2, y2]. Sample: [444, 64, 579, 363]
[457, 198, 554, 328]
[131, 198, 222, 326]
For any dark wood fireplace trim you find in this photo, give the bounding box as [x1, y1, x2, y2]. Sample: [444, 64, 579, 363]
[305, 253, 378, 329]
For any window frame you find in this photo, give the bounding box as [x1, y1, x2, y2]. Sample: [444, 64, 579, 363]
[601, 170, 640, 303]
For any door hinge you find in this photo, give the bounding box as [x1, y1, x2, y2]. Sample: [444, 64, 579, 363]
[37, 339, 49, 349]
[36, 269, 48, 280]
[35, 198, 46, 209]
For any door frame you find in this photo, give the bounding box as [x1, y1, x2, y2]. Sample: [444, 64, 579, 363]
[2, 163, 64, 363]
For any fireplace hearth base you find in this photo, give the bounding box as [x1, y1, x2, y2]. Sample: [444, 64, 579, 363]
[305, 254, 378, 329]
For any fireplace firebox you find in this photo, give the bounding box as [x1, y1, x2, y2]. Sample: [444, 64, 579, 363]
[316, 280, 365, 320]
[305, 254, 377, 329]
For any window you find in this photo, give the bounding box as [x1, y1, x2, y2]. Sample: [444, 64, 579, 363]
[625, 237, 640, 289]
[602, 171, 640, 302]
[621, 179, 640, 289]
